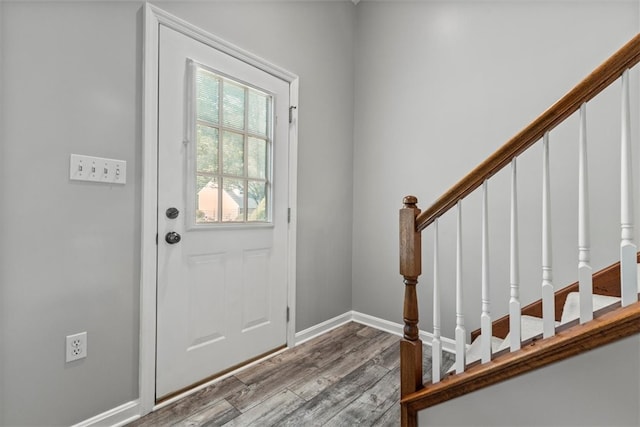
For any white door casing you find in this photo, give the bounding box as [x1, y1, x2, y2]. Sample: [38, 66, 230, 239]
[141, 3, 299, 413]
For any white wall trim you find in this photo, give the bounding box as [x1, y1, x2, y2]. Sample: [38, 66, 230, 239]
[294, 310, 456, 354]
[352, 311, 403, 337]
[139, 2, 160, 416]
[294, 312, 353, 345]
[71, 400, 140, 427]
[140, 2, 299, 419]
[352, 311, 456, 354]
[287, 78, 300, 348]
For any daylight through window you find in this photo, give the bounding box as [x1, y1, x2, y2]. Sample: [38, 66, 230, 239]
[193, 64, 272, 224]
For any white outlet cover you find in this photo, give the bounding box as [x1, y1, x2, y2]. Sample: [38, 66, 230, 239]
[66, 331, 87, 362]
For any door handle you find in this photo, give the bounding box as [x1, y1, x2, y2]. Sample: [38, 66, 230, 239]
[165, 231, 181, 244]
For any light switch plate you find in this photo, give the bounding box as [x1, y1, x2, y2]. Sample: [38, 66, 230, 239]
[70, 154, 126, 184]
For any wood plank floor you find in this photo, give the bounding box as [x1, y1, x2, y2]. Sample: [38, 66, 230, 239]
[129, 322, 455, 426]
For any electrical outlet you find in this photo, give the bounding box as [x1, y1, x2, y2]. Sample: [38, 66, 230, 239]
[66, 332, 87, 362]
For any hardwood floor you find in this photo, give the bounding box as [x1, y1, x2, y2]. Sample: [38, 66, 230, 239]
[129, 322, 454, 426]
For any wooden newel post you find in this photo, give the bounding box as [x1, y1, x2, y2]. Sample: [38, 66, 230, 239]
[400, 196, 423, 427]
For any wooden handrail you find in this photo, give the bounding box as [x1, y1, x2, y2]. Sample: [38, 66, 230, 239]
[416, 33, 640, 232]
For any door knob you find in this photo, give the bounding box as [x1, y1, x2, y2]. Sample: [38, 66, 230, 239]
[166, 207, 179, 219]
[165, 231, 181, 244]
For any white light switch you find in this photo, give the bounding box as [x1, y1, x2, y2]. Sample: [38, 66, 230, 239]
[70, 154, 127, 184]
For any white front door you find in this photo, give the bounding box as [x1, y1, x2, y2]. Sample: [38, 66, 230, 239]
[156, 25, 290, 399]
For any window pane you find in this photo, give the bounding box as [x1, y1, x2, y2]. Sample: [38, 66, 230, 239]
[248, 137, 267, 179]
[222, 178, 245, 222]
[196, 69, 219, 124]
[247, 181, 267, 222]
[222, 131, 244, 176]
[196, 177, 219, 223]
[248, 91, 269, 136]
[197, 125, 218, 174]
[223, 81, 245, 130]
[191, 65, 272, 226]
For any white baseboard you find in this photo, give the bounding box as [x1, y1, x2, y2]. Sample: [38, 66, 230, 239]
[294, 310, 456, 354]
[352, 310, 404, 337]
[351, 311, 456, 354]
[294, 311, 353, 345]
[71, 400, 140, 427]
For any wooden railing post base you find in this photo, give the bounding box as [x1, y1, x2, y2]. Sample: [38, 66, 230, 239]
[400, 338, 423, 396]
[400, 338, 422, 427]
[401, 400, 418, 427]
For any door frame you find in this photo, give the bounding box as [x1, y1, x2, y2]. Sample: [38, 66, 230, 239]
[141, 3, 299, 416]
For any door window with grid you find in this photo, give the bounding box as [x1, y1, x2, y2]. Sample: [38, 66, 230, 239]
[190, 61, 272, 225]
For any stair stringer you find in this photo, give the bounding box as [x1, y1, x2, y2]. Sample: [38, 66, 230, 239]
[402, 300, 640, 416]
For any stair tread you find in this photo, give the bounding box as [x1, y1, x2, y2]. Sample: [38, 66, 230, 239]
[446, 335, 503, 373]
[466, 335, 503, 365]
[444, 265, 640, 374]
[560, 292, 621, 325]
[497, 315, 559, 352]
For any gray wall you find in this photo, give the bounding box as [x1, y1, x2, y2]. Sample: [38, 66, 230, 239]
[0, 0, 5, 421]
[0, 1, 355, 425]
[353, 0, 639, 337]
[1, 0, 639, 425]
[422, 336, 640, 426]
[352, 1, 640, 425]
[1, 3, 142, 425]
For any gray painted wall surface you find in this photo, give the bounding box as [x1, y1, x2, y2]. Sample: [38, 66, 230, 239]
[0, 1, 354, 425]
[0, 0, 5, 422]
[2, 3, 142, 425]
[1, 0, 639, 425]
[353, 0, 639, 337]
[352, 1, 640, 425]
[422, 336, 640, 426]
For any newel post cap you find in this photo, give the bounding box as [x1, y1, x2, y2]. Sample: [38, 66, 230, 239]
[403, 195, 418, 207]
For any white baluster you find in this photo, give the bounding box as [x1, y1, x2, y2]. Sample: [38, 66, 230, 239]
[481, 180, 492, 363]
[455, 201, 466, 374]
[620, 69, 638, 307]
[509, 158, 521, 351]
[542, 132, 555, 338]
[578, 103, 593, 323]
[432, 219, 441, 383]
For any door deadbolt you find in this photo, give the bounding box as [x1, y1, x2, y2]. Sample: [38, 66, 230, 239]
[165, 231, 181, 244]
[166, 207, 180, 219]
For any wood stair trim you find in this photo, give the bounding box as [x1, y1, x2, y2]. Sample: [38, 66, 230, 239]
[471, 252, 640, 341]
[402, 299, 640, 413]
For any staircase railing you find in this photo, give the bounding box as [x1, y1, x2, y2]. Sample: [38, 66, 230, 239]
[399, 33, 640, 427]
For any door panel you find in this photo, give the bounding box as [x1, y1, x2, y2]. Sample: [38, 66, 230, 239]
[156, 25, 289, 399]
[186, 253, 226, 348]
[241, 249, 271, 330]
